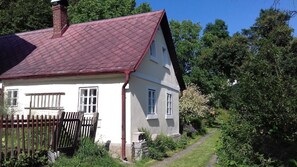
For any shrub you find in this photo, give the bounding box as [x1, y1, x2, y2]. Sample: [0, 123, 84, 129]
[53, 138, 123, 167]
[179, 84, 216, 134]
[176, 133, 189, 149]
[2, 150, 48, 167]
[76, 138, 107, 159]
[139, 129, 180, 161]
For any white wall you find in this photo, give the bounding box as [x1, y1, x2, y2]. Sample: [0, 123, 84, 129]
[129, 26, 180, 139]
[3, 75, 126, 144]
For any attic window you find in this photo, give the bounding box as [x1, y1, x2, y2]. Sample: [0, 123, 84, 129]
[149, 40, 157, 62]
[162, 46, 169, 68]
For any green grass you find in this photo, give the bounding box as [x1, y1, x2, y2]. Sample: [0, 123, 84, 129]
[166, 128, 220, 167]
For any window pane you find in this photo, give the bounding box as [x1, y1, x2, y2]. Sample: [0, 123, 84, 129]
[13, 99, 17, 106]
[91, 89, 96, 96]
[79, 88, 98, 113]
[13, 91, 18, 98]
[81, 89, 87, 96]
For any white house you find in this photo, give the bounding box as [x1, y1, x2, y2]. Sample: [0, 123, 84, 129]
[0, 0, 185, 160]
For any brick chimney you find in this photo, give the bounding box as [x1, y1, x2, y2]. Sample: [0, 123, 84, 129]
[51, 0, 69, 38]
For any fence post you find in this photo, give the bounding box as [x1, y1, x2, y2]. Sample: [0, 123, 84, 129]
[90, 112, 99, 141]
[0, 115, 2, 162]
[73, 112, 84, 149]
[54, 112, 65, 151]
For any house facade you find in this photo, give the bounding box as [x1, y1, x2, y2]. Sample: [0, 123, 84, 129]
[0, 0, 185, 160]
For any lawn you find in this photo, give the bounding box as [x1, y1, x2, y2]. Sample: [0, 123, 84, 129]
[166, 128, 220, 167]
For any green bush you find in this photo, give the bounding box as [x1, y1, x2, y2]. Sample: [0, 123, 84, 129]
[53, 138, 123, 167]
[176, 133, 189, 149]
[139, 129, 181, 161]
[76, 138, 107, 159]
[2, 150, 48, 167]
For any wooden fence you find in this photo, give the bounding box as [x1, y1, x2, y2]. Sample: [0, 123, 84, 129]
[0, 112, 99, 162]
[0, 115, 59, 162]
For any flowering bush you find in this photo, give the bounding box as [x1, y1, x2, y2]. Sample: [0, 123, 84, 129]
[179, 84, 216, 133]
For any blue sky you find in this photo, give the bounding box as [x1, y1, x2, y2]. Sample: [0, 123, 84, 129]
[136, 0, 297, 36]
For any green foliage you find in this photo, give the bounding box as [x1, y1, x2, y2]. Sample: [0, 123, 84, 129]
[176, 133, 189, 149]
[75, 138, 107, 159]
[53, 138, 123, 167]
[218, 9, 297, 166]
[169, 20, 201, 74]
[0, 0, 52, 35]
[139, 129, 179, 161]
[0, 0, 151, 36]
[179, 84, 216, 127]
[68, 0, 151, 24]
[1, 150, 48, 167]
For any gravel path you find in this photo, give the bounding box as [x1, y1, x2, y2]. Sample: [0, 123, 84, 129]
[150, 132, 213, 167]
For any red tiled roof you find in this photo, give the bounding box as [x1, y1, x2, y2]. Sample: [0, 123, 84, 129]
[0, 10, 185, 90]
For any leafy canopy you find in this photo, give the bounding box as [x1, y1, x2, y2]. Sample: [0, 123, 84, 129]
[218, 9, 297, 166]
[0, 0, 151, 35]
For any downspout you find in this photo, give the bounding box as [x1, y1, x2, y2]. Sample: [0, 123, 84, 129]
[121, 71, 131, 160]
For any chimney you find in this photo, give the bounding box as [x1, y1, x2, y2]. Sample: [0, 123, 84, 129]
[51, 0, 69, 38]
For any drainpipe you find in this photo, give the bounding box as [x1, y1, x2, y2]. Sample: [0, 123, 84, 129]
[121, 71, 131, 160]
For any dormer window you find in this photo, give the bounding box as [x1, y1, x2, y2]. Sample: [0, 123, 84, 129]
[149, 40, 157, 62]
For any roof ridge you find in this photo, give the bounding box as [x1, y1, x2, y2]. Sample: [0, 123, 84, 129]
[0, 28, 52, 39]
[70, 10, 165, 28]
[0, 10, 165, 39]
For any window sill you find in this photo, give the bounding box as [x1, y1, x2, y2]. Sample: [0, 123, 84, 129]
[146, 114, 158, 120]
[165, 115, 174, 119]
[163, 64, 170, 69]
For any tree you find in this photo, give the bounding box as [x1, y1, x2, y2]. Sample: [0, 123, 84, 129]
[169, 20, 201, 75]
[186, 20, 251, 107]
[68, 0, 152, 24]
[0, 0, 152, 35]
[0, 0, 52, 35]
[218, 9, 297, 166]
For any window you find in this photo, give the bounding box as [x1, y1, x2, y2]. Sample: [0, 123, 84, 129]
[148, 89, 156, 115]
[166, 93, 173, 118]
[7, 89, 18, 107]
[162, 46, 169, 67]
[79, 87, 98, 113]
[149, 40, 157, 61]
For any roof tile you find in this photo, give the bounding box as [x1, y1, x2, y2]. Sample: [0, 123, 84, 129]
[0, 10, 164, 79]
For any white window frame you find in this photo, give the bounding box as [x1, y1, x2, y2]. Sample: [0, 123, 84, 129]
[78, 87, 98, 114]
[165, 92, 173, 119]
[162, 46, 170, 68]
[149, 40, 158, 62]
[7, 89, 18, 107]
[147, 88, 158, 119]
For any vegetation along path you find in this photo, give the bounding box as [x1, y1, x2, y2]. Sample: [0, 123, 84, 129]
[150, 128, 220, 167]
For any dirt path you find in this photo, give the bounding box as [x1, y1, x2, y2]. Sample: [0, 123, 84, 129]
[150, 132, 214, 167]
[207, 154, 218, 167]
